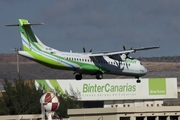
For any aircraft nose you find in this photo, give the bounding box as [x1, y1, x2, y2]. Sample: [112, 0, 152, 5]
[142, 66, 147, 74]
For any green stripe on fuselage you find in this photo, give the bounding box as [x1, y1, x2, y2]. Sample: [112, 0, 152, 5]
[24, 46, 108, 74]
[64, 59, 109, 74]
[24, 48, 67, 69]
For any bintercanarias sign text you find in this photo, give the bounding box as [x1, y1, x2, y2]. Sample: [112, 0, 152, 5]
[83, 83, 136, 93]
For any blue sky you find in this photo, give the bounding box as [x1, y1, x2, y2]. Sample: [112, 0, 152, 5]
[1, 0, 180, 57]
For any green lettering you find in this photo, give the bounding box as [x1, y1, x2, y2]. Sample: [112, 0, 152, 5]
[105, 83, 110, 92]
[125, 59, 136, 64]
[83, 84, 88, 92]
[127, 85, 132, 92]
[110, 85, 114, 92]
[118, 85, 124, 92]
[114, 85, 119, 92]
[132, 85, 136, 92]
[89, 84, 94, 92]
[97, 86, 101, 92]
[94, 84, 97, 92]
[82, 83, 136, 93]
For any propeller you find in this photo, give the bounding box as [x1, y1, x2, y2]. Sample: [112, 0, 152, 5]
[122, 44, 134, 59]
[82, 46, 92, 53]
[122, 44, 133, 50]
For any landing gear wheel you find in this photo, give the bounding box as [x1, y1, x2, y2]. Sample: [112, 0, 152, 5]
[75, 74, 82, 80]
[136, 79, 141, 83]
[135, 77, 141, 83]
[96, 72, 103, 79]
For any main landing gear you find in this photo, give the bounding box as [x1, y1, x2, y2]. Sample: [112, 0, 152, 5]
[75, 72, 103, 80]
[136, 77, 141, 83]
[75, 73, 140, 82]
[96, 72, 103, 79]
[75, 74, 82, 80]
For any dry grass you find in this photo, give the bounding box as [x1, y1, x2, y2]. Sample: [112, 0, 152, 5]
[143, 62, 180, 71]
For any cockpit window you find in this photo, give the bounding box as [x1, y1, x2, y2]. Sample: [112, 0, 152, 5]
[140, 62, 143, 65]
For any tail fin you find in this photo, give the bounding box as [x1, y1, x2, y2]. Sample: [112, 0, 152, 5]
[18, 19, 45, 51]
[6, 19, 44, 51]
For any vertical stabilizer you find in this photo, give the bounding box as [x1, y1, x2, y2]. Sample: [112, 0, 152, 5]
[18, 19, 44, 51]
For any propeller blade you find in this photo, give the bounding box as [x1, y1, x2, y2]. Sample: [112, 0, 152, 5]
[89, 49, 92, 53]
[82, 46, 86, 53]
[122, 44, 126, 50]
[83, 46, 92, 53]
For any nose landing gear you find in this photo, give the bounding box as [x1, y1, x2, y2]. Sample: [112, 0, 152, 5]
[136, 77, 141, 83]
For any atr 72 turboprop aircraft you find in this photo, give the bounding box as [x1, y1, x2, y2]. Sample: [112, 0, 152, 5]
[6, 19, 159, 83]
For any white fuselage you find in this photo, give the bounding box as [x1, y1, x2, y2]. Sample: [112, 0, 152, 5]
[55, 50, 147, 77]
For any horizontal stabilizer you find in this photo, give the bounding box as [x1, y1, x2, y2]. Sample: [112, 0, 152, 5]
[5, 24, 19, 26]
[5, 23, 44, 27]
[24, 23, 44, 26]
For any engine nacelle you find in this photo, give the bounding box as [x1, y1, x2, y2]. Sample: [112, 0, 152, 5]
[109, 54, 126, 61]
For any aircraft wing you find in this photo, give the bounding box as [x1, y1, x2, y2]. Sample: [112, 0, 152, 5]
[88, 46, 159, 57]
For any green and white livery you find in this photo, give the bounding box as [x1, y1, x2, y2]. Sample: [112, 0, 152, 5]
[6, 19, 159, 83]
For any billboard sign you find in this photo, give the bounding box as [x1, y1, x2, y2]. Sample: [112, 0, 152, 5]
[35, 78, 177, 101]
